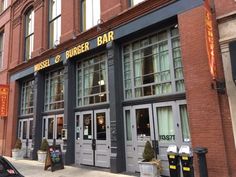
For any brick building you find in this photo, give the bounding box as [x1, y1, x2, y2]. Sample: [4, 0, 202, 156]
[0, 0, 236, 176]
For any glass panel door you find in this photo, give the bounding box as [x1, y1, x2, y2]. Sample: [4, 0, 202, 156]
[75, 113, 81, 164]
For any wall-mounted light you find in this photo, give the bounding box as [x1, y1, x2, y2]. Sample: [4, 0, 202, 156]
[211, 79, 225, 94]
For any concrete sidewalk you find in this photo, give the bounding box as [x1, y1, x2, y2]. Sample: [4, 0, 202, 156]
[5, 157, 138, 177]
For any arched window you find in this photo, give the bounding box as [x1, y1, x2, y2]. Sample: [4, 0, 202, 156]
[25, 8, 34, 61]
[49, 0, 61, 48]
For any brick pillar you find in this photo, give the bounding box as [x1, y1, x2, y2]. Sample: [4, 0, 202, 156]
[178, 6, 230, 177]
[5, 81, 19, 156]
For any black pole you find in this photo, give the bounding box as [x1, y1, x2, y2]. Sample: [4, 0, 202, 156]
[194, 147, 208, 177]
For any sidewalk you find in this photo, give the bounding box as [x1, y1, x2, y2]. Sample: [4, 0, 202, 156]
[5, 157, 138, 177]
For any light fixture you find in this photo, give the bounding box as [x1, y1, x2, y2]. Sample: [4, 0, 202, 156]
[98, 80, 105, 85]
[97, 116, 104, 125]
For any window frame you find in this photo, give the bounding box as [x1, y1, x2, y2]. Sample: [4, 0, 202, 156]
[122, 25, 184, 100]
[76, 53, 109, 107]
[48, 0, 61, 48]
[24, 8, 34, 61]
[0, 31, 3, 69]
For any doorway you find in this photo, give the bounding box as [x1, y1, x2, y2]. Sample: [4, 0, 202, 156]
[75, 109, 110, 168]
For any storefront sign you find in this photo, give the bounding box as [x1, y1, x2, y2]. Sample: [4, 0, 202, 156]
[0, 85, 9, 117]
[34, 59, 50, 72]
[205, 4, 217, 79]
[66, 31, 115, 60]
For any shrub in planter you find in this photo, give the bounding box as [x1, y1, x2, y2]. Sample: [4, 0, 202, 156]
[139, 141, 162, 177]
[12, 139, 24, 160]
[37, 139, 49, 163]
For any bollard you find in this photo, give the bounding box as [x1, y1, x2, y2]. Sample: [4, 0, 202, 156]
[179, 145, 194, 177]
[194, 147, 208, 177]
[167, 145, 180, 177]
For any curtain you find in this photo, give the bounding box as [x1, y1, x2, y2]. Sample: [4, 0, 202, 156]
[157, 106, 174, 142]
[180, 105, 191, 142]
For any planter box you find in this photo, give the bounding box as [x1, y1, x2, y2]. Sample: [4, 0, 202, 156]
[12, 149, 24, 160]
[139, 161, 161, 177]
[37, 150, 47, 163]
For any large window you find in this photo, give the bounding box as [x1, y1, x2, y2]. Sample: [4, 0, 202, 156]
[76, 53, 108, 106]
[0, 32, 3, 69]
[44, 68, 64, 111]
[49, 0, 61, 48]
[82, 0, 100, 31]
[0, 0, 7, 13]
[25, 9, 34, 61]
[20, 80, 34, 115]
[122, 26, 184, 100]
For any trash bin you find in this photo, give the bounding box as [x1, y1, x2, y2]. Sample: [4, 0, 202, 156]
[167, 145, 180, 177]
[179, 145, 194, 177]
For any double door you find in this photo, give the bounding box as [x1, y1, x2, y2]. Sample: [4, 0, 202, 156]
[18, 118, 33, 157]
[75, 109, 110, 168]
[124, 101, 191, 176]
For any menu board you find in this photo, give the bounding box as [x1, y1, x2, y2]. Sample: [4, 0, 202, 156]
[44, 145, 64, 172]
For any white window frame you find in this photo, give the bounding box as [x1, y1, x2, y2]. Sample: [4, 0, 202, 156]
[0, 32, 4, 69]
[25, 9, 34, 61]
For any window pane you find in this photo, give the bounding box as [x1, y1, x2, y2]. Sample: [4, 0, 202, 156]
[83, 114, 92, 140]
[56, 116, 63, 139]
[76, 115, 80, 140]
[20, 80, 34, 115]
[29, 120, 33, 139]
[25, 9, 34, 61]
[136, 108, 150, 139]
[82, 0, 100, 31]
[157, 106, 175, 142]
[131, 0, 144, 6]
[48, 118, 54, 139]
[96, 112, 106, 140]
[180, 105, 191, 142]
[125, 110, 132, 141]
[22, 121, 27, 139]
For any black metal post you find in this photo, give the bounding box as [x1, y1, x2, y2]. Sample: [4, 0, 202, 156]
[194, 147, 208, 177]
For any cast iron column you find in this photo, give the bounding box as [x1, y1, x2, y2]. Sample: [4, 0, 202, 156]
[107, 42, 126, 173]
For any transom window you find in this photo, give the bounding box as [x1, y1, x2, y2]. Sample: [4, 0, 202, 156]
[25, 9, 34, 61]
[44, 68, 64, 111]
[0, 32, 3, 69]
[49, 0, 61, 48]
[122, 26, 184, 100]
[82, 0, 100, 31]
[20, 80, 34, 115]
[76, 53, 108, 106]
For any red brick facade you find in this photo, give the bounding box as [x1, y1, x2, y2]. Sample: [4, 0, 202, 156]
[0, 0, 236, 176]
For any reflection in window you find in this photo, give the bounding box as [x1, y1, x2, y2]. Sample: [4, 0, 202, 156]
[82, 0, 100, 31]
[136, 108, 150, 138]
[76, 115, 80, 140]
[123, 26, 184, 100]
[29, 120, 33, 139]
[180, 105, 191, 142]
[83, 114, 92, 140]
[22, 121, 27, 139]
[76, 54, 108, 106]
[20, 80, 34, 115]
[125, 110, 132, 141]
[157, 106, 175, 142]
[49, 0, 61, 48]
[48, 118, 54, 139]
[96, 112, 106, 140]
[56, 116, 63, 139]
[44, 68, 64, 111]
[25, 9, 34, 61]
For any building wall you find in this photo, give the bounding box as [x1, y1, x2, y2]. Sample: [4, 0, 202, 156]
[0, 0, 13, 155]
[215, 0, 236, 176]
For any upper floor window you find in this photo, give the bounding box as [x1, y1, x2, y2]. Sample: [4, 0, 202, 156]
[44, 68, 64, 111]
[20, 79, 34, 115]
[130, 0, 144, 6]
[25, 9, 34, 61]
[0, 32, 3, 69]
[122, 26, 184, 100]
[49, 0, 61, 48]
[82, 0, 100, 31]
[76, 53, 108, 106]
[0, 0, 7, 13]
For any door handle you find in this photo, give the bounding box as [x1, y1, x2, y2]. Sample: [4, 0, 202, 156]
[133, 147, 135, 151]
[108, 146, 110, 149]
